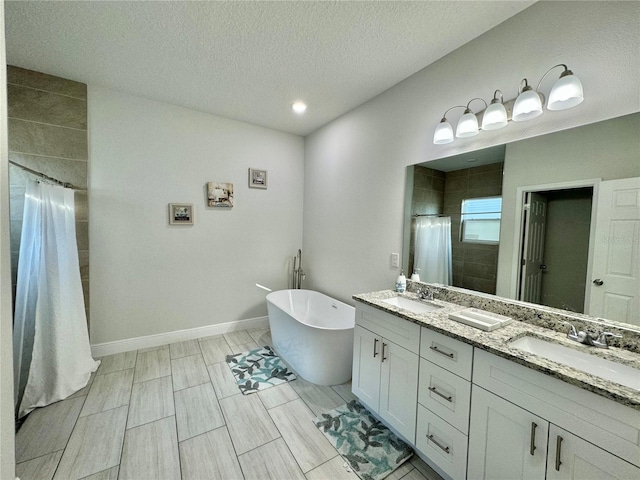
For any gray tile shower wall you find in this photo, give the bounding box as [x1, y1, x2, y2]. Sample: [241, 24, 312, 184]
[6, 66, 90, 326]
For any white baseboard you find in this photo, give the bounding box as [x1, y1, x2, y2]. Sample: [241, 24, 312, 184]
[91, 316, 269, 357]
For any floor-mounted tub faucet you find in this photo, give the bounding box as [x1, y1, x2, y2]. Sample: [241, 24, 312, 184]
[292, 249, 305, 289]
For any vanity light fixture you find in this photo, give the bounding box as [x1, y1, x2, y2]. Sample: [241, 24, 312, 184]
[456, 98, 487, 138]
[545, 64, 584, 110]
[433, 64, 583, 144]
[481, 90, 508, 130]
[291, 101, 307, 114]
[433, 105, 465, 144]
[512, 79, 543, 122]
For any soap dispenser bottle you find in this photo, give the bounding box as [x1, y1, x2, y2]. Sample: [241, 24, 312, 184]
[395, 270, 406, 293]
[410, 268, 421, 282]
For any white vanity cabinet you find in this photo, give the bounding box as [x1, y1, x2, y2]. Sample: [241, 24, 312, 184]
[352, 303, 420, 442]
[415, 328, 473, 480]
[469, 386, 640, 480]
[470, 349, 640, 480]
[546, 425, 640, 480]
[352, 297, 640, 480]
[468, 385, 550, 479]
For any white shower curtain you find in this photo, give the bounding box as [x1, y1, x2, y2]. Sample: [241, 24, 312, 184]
[414, 216, 452, 285]
[13, 180, 99, 418]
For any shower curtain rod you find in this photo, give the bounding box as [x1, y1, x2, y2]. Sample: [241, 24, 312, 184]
[413, 212, 502, 217]
[413, 213, 450, 217]
[9, 160, 86, 192]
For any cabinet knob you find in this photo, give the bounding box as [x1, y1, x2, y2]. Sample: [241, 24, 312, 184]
[592, 278, 604, 286]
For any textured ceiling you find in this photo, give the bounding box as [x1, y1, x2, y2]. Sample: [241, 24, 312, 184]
[5, 1, 534, 136]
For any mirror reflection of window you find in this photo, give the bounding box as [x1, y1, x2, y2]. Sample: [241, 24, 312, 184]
[461, 197, 502, 244]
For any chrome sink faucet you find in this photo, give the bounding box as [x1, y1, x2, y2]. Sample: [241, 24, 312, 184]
[562, 322, 622, 349]
[417, 288, 433, 301]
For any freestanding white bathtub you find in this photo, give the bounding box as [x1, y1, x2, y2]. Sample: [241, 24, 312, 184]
[266, 289, 355, 385]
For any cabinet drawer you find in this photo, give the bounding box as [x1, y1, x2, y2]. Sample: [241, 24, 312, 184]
[416, 404, 468, 480]
[420, 327, 473, 380]
[418, 358, 471, 434]
[356, 303, 420, 353]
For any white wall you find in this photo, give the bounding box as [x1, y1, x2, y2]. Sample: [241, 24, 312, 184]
[303, 1, 640, 304]
[89, 87, 304, 344]
[0, 1, 16, 477]
[497, 113, 640, 296]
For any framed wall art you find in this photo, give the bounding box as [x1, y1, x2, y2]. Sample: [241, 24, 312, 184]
[169, 203, 194, 225]
[207, 182, 234, 207]
[249, 168, 267, 189]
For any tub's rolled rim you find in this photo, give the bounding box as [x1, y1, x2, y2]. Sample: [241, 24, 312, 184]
[266, 289, 355, 331]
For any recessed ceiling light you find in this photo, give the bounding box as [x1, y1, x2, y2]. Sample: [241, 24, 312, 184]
[291, 101, 307, 114]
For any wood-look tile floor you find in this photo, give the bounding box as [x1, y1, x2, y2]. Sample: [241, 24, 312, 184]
[15, 328, 442, 480]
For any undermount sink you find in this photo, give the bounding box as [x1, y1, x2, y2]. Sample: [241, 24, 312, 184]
[509, 335, 640, 391]
[382, 296, 442, 314]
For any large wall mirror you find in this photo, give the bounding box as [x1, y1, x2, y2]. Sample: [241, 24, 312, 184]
[403, 112, 640, 330]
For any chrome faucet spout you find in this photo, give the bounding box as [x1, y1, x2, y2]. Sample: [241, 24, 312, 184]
[562, 322, 620, 348]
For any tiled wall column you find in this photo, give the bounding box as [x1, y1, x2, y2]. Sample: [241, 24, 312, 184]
[408, 166, 445, 275]
[443, 162, 503, 294]
[7, 66, 89, 326]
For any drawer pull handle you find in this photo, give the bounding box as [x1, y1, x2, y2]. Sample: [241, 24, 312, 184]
[381, 343, 388, 362]
[428, 386, 453, 403]
[373, 338, 379, 358]
[430, 345, 454, 358]
[427, 434, 450, 454]
[530, 422, 537, 456]
[555, 435, 563, 471]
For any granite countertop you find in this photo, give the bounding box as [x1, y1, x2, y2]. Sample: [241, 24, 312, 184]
[353, 290, 640, 410]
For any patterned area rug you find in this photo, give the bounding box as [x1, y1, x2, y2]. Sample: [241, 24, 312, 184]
[314, 400, 413, 480]
[226, 345, 296, 395]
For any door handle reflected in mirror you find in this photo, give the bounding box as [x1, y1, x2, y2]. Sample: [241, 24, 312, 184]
[592, 278, 604, 286]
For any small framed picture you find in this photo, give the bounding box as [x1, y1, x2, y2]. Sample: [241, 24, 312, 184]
[249, 168, 267, 189]
[207, 182, 234, 207]
[169, 203, 194, 225]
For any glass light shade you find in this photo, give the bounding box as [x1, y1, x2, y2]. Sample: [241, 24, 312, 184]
[433, 121, 454, 144]
[512, 89, 543, 122]
[481, 102, 508, 130]
[456, 111, 479, 138]
[547, 74, 584, 110]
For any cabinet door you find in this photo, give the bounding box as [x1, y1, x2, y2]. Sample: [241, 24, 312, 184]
[468, 386, 548, 480]
[352, 325, 381, 411]
[379, 340, 419, 443]
[546, 425, 640, 480]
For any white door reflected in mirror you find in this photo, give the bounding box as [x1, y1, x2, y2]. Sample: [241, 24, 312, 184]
[589, 177, 640, 323]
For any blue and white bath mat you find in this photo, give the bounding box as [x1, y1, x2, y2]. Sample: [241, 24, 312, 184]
[314, 400, 413, 480]
[226, 345, 296, 395]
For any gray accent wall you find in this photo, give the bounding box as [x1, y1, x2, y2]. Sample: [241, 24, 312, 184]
[7, 66, 89, 325]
